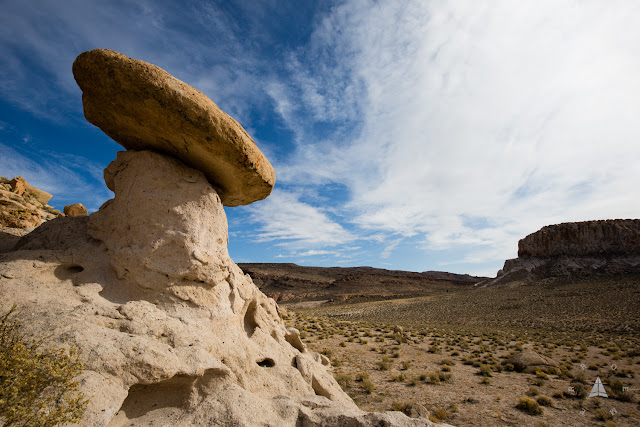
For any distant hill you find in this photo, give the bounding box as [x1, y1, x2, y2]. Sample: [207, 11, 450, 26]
[238, 263, 486, 303]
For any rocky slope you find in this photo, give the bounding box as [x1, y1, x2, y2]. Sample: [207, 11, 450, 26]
[480, 219, 640, 287]
[240, 263, 485, 303]
[0, 49, 442, 427]
[0, 176, 62, 229]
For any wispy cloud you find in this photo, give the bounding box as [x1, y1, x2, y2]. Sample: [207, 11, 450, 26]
[243, 189, 357, 248]
[267, 1, 640, 272]
[0, 142, 112, 212]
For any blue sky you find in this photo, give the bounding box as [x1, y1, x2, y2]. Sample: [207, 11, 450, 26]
[2, 1, 640, 276]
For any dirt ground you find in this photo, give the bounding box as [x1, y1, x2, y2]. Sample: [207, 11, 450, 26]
[285, 311, 640, 426]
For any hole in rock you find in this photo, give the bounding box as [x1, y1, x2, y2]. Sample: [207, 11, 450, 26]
[108, 368, 229, 426]
[243, 300, 259, 337]
[53, 263, 85, 282]
[257, 358, 275, 368]
[109, 374, 194, 425]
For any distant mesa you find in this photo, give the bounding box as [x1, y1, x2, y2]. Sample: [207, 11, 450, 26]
[480, 219, 640, 287]
[73, 48, 275, 207]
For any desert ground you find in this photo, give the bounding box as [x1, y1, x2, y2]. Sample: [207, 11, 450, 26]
[283, 274, 640, 426]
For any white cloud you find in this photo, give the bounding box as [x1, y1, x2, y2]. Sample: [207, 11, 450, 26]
[243, 189, 357, 248]
[0, 141, 113, 212]
[297, 250, 335, 257]
[269, 0, 640, 271]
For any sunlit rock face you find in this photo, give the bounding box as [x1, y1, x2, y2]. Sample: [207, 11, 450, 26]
[0, 49, 443, 427]
[480, 219, 640, 287]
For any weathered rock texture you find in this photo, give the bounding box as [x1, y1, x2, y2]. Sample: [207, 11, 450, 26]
[479, 220, 640, 287]
[0, 151, 440, 426]
[518, 220, 640, 258]
[507, 350, 558, 374]
[64, 203, 88, 217]
[72, 49, 275, 207]
[0, 176, 61, 229]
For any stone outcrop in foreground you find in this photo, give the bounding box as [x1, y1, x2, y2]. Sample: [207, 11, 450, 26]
[479, 220, 640, 287]
[73, 49, 275, 207]
[0, 49, 441, 426]
[0, 151, 439, 426]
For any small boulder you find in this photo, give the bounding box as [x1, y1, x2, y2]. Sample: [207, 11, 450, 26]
[403, 403, 430, 419]
[64, 203, 88, 217]
[508, 350, 558, 373]
[72, 49, 275, 207]
[9, 177, 26, 196]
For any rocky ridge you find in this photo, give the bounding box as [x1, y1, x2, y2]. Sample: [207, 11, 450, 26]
[0, 176, 61, 229]
[479, 219, 640, 287]
[0, 49, 442, 426]
[240, 263, 484, 303]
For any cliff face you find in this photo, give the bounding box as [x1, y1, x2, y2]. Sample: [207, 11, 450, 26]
[479, 219, 640, 287]
[518, 219, 640, 258]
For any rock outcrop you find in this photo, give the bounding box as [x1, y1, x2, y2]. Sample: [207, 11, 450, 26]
[0, 49, 441, 426]
[64, 203, 88, 217]
[518, 220, 640, 258]
[479, 220, 640, 287]
[0, 176, 61, 229]
[72, 49, 275, 207]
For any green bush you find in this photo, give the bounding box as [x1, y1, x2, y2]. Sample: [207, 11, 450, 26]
[0, 306, 87, 426]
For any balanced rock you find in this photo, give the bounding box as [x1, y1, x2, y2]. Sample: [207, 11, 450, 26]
[72, 49, 275, 207]
[0, 150, 441, 426]
[64, 203, 88, 216]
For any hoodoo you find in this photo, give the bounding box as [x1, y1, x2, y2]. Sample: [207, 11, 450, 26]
[0, 50, 441, 426]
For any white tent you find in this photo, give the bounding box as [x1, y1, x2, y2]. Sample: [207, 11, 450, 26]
[588, 377, 608, 398]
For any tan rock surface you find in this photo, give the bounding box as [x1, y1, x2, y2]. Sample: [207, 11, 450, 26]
[64, 203, 88, 216]
[0, 176, 61, 229]
[72, 49, 275, 207]
[508, 350, 558, 374]
[0, 151, 438, 426]
[518, 219, 640, 257]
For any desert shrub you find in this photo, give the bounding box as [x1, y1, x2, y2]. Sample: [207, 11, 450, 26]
[569, 381, 587, 398]
[438, 372, 452, 383]
[377, 356, 391, 371]
[535, 395, 553, 406]
[526, 386, 539, 396]
[335, 373, 351, 389]
[516, 397, 543, 415]
[392, 373, 407, 382]
[441, 364, 451, 372]
[478, 364, 492, 377]
[480, 377, 491, 385]
[431, 407, 449, 421]
[361, 377, 375, 394]
[428, 372, 440, 384]
[533, 377, 545, 386]
[593, 408, 613, 421]
[504, 363, 515, 371]
[535, 369, 548, 379]
[0, 306, 87, 426]
[355, 372, 370, 382]
[400, 360, 411, 370]
[390, 401, 406, 412]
